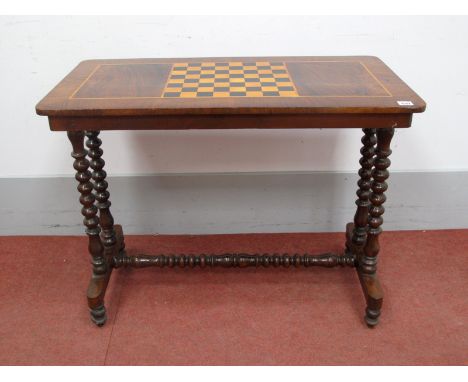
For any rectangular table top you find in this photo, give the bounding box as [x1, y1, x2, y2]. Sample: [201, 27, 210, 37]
[36, 56, 425, 118]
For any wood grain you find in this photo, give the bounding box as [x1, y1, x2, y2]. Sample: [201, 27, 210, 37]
[36, 56, 426, 119]
[48, 113, 413, 131]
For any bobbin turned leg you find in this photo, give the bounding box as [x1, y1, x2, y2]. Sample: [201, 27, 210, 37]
[85, 131, 125, 255]
[358, 127, 394, 327]
[68, 131, 126, 326]
[346, 128, 377, 256]
[68, 131, 110, 325]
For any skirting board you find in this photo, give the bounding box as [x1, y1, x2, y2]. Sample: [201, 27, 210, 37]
[0, 171, 467, 235]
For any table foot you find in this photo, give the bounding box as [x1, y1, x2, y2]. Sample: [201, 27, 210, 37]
[89, 304, 107, 327]
[86, 224, 125, 326]
[345, 222, 356, 254]
[347, 221, 383, 327]
[112, 224, 126, 258]
[365, 308, 380, 327]
[86, 271, 111, 326]
[356, 267, 383, 327]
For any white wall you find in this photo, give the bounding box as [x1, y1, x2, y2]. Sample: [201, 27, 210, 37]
[1, 15, 467, 177]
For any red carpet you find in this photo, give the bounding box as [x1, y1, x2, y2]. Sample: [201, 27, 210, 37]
[0, 230, 466, 365]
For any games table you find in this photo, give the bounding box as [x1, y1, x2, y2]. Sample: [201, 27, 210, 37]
[36, 56, 425, 327]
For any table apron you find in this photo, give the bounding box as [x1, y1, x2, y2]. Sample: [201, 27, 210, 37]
[49, 113, 412, 131]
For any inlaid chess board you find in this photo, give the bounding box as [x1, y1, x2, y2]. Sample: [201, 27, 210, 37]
[162, 61, 298, 98]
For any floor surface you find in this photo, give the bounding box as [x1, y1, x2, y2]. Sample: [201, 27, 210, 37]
[0, 230, 466, 365]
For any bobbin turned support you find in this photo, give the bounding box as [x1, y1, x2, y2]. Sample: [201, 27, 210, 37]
[68, 130, 125, 326]
[68, 127, 394, 329]
[347, 128, 394, 327]
[112, 252, 356, 269]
